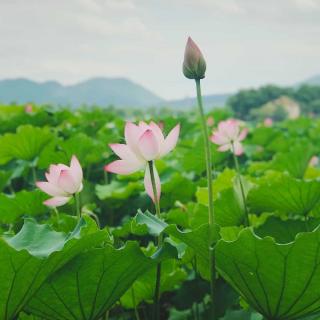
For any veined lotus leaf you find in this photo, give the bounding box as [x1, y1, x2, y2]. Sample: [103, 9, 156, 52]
[216, 227, 320, 320]
[0, 217, 107, 320]
[26, 242, 178, 320]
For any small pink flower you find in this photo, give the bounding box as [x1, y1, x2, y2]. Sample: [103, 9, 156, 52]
[309, 156, 319, 167]
[183, 37, 206, 80]
[25, 104, 33, 113]
[211, 119, 248, 156]
[264, 118, 273, 127]
[207, 116, 214, 127]
[105, 121, 180, 202]
[36, 155, 83, 207]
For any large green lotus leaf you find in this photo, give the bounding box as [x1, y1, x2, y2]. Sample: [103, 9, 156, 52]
[0, 217, 107, 319]
[135, 210, 219, 280]
[39, 133, 106, 170]
[26, 242, 178, 320]
[255, 216, 320, 244]
[196, 168, 236, 205]
[160, 172, 196, 207]
[121, 259, 187, 308]
[271, 144, 314, 178]
[0, 170, 12, 192]
[0, 125, 54, 164]
[95, 180, 142, 201]
[216, 227, 320, 320]
[248, 175, 320, 216]
[0, 190, 48, 224]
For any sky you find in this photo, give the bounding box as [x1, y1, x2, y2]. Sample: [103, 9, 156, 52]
[0, 0, 319, 100]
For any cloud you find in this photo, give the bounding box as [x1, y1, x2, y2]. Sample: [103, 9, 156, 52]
[0, 0, 319, 99]
[294, 0, 320, 10]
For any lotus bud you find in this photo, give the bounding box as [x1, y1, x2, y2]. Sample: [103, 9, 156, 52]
[183, 37, 206, 80]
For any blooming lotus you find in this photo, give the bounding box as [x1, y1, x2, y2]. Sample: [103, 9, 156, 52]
[183, 37, 206, 80]
[211, 119, 248, 156]
[105, 121, 180, 202]
[264, 117, 273, 127]
[36, 155, 83, 207]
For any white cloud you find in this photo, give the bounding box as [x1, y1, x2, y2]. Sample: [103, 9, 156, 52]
[0, 0, 319, 99]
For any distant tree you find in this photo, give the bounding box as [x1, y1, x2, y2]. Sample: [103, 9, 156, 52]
[293, 85, 320, 106]
[227, 85, 292, 119]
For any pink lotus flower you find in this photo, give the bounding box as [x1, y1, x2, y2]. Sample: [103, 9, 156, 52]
[183, 37, 206, 80]
[105, 121, 180, 202]
[36, 155, 83, 207]
[207, 116, 214, 127]
[25, 104, 33, 113]
[211, 119, 248, 156]
[264, 117, 273, 127]
[309, 156, 319, 167]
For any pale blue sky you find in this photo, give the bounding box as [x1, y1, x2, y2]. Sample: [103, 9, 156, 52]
[0, 0, 319, 99]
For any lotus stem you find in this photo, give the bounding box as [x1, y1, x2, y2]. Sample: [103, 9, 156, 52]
[195, 78, 216, 318]
[31, 165, 37, 185]
[231, 142, 249, 226]
[74, 192, 81, 219]
[131, 287, 141, 320]
[53, 207, 60, 220]
[148, 160, 162, 320]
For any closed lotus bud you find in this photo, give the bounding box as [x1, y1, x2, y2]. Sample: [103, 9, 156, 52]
[183, 37, 206, 80]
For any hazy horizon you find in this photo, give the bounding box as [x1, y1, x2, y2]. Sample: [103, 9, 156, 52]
[1, 0, 319, 100]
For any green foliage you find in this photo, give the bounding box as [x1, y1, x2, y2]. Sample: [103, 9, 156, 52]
[0, 125, 54, 165]
[1, 105, 320, 319]
[216, 227, 320, 320]
[27, 242, 177, 320]
[0, 217, 107, 320]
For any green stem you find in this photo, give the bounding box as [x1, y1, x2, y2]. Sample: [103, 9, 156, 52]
[195, 78, 216, 318]
[231, 143, 249, 226]
[31, 166, 37, 185]
[148, 161, 162, 320]
[53, 207, 60, 220]
[131, 288, 141, 320]
[74, 193, 81, 219]
[193, 256, 200, 320]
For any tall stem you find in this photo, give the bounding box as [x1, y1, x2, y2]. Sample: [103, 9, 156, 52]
[74, 193, 81, 219]
[31, 166, 37, 185]
[195, 79, 216, 318]
[148, 161, 162, 320]
[131, 288, 141, 320]
[231, 143, 249, 226]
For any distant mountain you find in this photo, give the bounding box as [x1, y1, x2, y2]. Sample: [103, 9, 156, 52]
[298, 74, 320, 86]
[165, 93, 230, 110]
[0, 77, 164, 107]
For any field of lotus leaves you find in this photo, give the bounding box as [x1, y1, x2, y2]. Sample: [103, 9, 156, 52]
[1, 39, 320, 320]
[1, 102, 320, 320]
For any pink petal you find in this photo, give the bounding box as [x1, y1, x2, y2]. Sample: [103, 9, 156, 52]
[160, 124, 180, 157]
[138, 121, 149, 131]
[232, 141, 244, 156]
[138, 129, 160, 161]
[109, 143, 141, 162]
[149, 121, 165, 146]
[218, 119, 239, 140]
[44, 196, 71, 207]
[184, 37, 204, 69]
[125, 122, 144, 155]
[70, 155, 83, 186]
[57, 170, 80, 194]
[218, 144, 231, 152]
[210, 131, 229, 145]
[36, 181, 67, 197]
[104, 159, 144, 175]
[46, 164, 68, 185]
[238, 128, 248, 142]
[144, 164, 161, 203]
